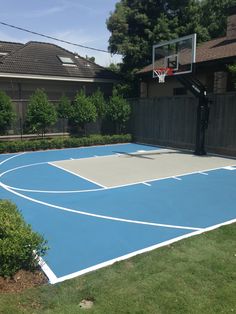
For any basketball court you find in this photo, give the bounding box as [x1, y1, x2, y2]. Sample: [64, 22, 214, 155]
[0, 34, 235, 284]
[0, 143, 236, 284]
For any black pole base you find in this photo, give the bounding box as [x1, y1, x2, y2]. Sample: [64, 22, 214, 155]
[194, 149, 207, 156]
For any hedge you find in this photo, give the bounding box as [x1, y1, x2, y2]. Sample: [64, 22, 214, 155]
[0, 134, 132, 154]
[0, 200, 48, 277]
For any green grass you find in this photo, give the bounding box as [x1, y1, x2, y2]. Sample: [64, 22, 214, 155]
[0, 223, 235, 314]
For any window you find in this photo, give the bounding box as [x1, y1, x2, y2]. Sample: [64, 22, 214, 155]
[173, 87, 187, 95]
[58, 56, 75, 65]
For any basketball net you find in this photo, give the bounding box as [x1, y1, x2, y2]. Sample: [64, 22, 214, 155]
[153, 67, 173, 83]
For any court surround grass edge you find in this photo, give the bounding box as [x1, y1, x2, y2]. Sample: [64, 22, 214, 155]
[0, 222, 235, 314]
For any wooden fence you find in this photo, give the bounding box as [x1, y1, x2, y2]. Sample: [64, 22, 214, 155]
[129, 93, 236, 156]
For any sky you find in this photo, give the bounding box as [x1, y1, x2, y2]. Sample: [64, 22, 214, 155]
[0, 0, 122, 66]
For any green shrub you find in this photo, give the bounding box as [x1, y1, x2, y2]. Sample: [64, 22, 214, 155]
[107, 88, 131, 134]
[90, 89, 107, 119]
[57, 94, 72, 133]
[0, 91, 15, 135]
[0, 134, 132, 153]
[71, 90, 97, 135]
[26, 89, 57, 137]
[228, 63, 236, 86]
[0, 200, 48, 277]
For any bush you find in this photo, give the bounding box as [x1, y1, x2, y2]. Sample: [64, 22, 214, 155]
[70, 90, 97, 135]
[0, 91, 15, 135]
[0, 200, 48, 277]
[90, 89, 107, 119]
[0, 134, 132, 153]
[57, 94, 72, 133]
[107, 88, 131, 134]
[228, 63, 236, 85]
[26, 89, 57, 137]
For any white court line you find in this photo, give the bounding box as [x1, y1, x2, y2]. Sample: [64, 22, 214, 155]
[223, 166, 236, 170]
[2, 163, 236, 194]
[0, 152, 25, 166]
[49, 162, 107, 189]
[142, 182, 151, 186]
[172, 176, 182, 181]
[42, 217, 236, 284]
[198, 172, 208, 175]
[0, 161, 50, 177]
[0, 182, 202, 231]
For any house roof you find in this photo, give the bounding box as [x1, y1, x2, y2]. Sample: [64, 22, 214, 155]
[0, 40, 118, 81]
[138, 36, 236, 75]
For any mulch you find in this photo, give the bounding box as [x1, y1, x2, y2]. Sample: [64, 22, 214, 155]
[0, 270, 48, 293]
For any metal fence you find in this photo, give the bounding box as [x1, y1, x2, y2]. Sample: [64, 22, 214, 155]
[129, 93, 236, 156]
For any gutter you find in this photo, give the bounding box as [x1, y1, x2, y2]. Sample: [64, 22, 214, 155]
[0, 72, 118, 83]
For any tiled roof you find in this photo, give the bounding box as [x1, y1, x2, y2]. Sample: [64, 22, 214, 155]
[0, 41, 118, 81]
[138, 36, 236, 74]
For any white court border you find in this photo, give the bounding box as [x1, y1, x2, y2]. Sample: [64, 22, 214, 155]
[36, 217, 236, 284]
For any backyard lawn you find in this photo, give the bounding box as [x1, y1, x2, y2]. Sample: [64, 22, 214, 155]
[0, 223, 235, 314]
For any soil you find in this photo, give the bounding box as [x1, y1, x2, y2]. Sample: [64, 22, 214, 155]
[0, 270, 48, 293]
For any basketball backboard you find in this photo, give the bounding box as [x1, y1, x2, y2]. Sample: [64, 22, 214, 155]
[152, 34, 196, 80]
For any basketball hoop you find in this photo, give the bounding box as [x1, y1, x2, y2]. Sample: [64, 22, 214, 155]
[153, 67, 173, 83]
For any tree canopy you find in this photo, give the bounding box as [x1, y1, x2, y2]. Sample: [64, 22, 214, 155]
[107, 0, 236, 93]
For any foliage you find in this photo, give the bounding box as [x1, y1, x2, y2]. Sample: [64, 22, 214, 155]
[0, 134, 132, 153]
[57, 94, 72, 119]
[0, 91, 15, 135]
[201, 0, 236, 39]
[71, 90, 97, 134]
[57, 94, 72, 133]
[107, 89, 131, 133]
[0, 200, 48, 277]
[106, 0, 236, 96]
[227, 62, 236, 76]
[26, 89, 57, 137]
[90, 89, 107, 119]
[85, 55, 95, 63]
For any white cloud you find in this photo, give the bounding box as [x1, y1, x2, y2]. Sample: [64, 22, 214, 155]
[49, 30, 123, 66]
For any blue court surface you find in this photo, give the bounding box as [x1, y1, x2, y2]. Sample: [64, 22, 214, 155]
[0, 143, 236, 284]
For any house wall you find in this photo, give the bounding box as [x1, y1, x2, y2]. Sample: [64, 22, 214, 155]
[0, 78, 114, 101]
[140, 71, 211, 98]
[139, 60, 236, 98]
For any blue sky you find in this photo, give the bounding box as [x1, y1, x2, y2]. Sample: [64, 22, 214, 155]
[0, 0, 122, 66]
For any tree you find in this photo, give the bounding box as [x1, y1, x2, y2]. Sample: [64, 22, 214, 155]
[227, 62, 236, 87]
[107, 1, 202, 69]
[107, 62, 121, 74]
[106, 0, 236, 96]
[71, 90, 97, 135]
[106, 0, 204, 96]
[90, 89, 107, 120]
[107, 88, 131, 134]
[0, 91, 15, 135]
[57, 94, 72, 133]
[201, 0, 236, 39]
[26, 89, 57, 137]
[86, 55, 95, 63]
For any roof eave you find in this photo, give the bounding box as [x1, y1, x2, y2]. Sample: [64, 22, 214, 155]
[0, 72, 118, 83]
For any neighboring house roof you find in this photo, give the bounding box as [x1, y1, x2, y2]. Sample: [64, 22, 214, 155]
[0, 41, 24, 62]
[138, 36, 236, 75]
[0, 40, 118, 82]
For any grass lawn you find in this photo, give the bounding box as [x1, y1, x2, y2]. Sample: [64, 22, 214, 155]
[0, 223, 235, 314]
